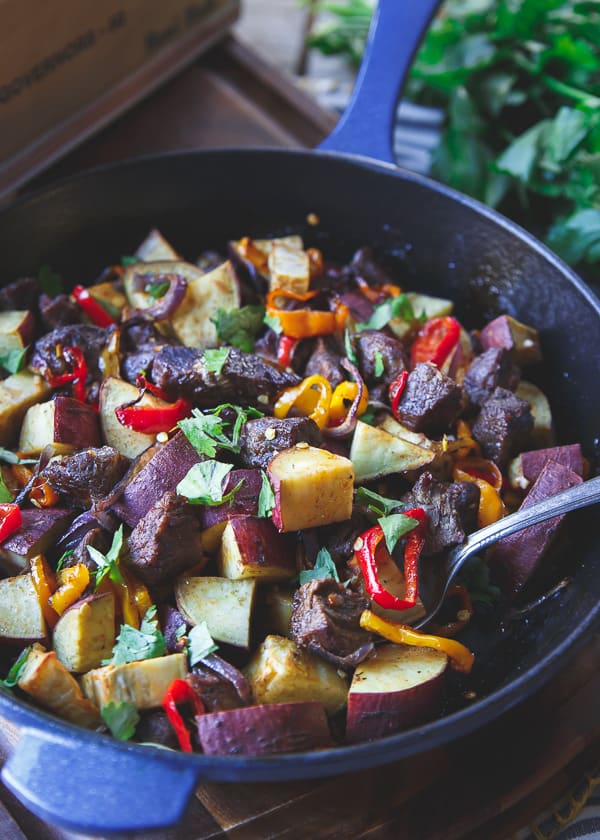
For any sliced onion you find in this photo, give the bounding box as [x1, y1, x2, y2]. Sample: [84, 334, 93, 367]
[324, 358, 366, 439]
[130, 273, 187, 321]
[199, 653, 252, 704]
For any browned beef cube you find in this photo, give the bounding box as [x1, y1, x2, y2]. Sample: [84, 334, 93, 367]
[303, 338, 345, 389]
[472, 386, 533, 467]
[31, 324, 107, 381]
[188, 661, 249, 712]
[396, 362, 463, 435]
[239, 416, 322, 470]
[463, 347, 519, 407]
[43, 446, 130, 508]
[127, 491, 205, 587]
[402, 471, 480, 556]
[39, 294, 82, 329]
[354, 329, 408, 396]
[69, 527, 112, 574]
[290, 578, 373, 670]
[0, 276, 39, 312]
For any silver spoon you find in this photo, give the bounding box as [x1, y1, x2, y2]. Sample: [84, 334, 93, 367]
[412, 473, 600, 630]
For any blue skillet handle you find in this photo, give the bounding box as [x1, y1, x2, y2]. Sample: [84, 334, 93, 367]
[2, 727, 200, 834]
[319, 0, 443, 163]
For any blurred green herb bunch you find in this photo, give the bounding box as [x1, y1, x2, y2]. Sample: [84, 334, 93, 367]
[308, 0, 600, 281]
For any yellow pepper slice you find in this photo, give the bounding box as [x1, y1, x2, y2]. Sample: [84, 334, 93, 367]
[30, 554, 58, 629]
[329, 381, 369, 424]
[49, 564, 90, 615]
[274, 375, 332, 430]
[266, 289, 349, 339]
[360, 608, 475, 674]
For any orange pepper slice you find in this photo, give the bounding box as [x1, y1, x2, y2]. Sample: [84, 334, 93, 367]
[49, 564, 90, 615]
[30, 555, 59, 629]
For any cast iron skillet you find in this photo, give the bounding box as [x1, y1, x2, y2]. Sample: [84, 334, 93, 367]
[0, 1, 599, 834]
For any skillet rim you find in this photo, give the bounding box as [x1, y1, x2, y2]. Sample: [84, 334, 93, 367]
[0, 146, 598, 780]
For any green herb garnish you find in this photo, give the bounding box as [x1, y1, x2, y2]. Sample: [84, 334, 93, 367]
[213, 305, 266, 353]
[101, 701, 140, 740]
[55, 549, 74, 573]
[373, 350, 385, 378]
[257, 471, 275, 518]
[0, 347, 28, 375]
[188, 622, 218, 666]
[38, 265, 64, 296]
[344, 329, 358, 365]
[299, 547, 340, 585]
[263, 312, 283, 335]
[203, 347, 230, 376]
[0, 447, 37, 465]
[88, 525, 125, 588]
[177, 460, 242, 507]
[356, 294, 416, 332]
[178, 404, 263, 459]
[104, 605, 167, 666]
[355, 486, 401, 517]
[144, 280, 170, 299]
[0, 647, 31, 691]
[378, 513, 420, 554]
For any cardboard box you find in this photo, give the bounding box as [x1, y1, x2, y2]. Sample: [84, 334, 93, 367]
[0, 0, 239, 199]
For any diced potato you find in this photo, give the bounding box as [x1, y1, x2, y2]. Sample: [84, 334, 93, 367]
[0, 371, 51, 446]
[175, 575, 256, 648]
[53, 593, 116, 673]
[19, 396, 100, 453]
[0, 573, 47, 645]
[99, 376, 168, 458]
[262, 585, 295, 637]
[350, 421, 434, 483]
[0, 310, 35, 356]
[515, 380, 555, 448]
[244, 635, 349, 715]
[218, 517, 296, 582]
[81, 653, 187, 710]
[135, 228, 180, 262]
[388, 293, 453, 340]
[87, 281, 127, 316]
[268, 243, 310, 295]
[18, 643, 101, 727]
[268, 445, 354, 532]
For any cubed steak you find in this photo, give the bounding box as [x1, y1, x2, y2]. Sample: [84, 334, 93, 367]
[463, 347, 519, 407]
[303, 338, 345, 389]
[354, 329, 408, 397]
[402, 471, 480, 556]
[127, 491, 205, 587]
[395, 362, 463, 435]
[43, 446, 130, 509]
[290, 578, 373, 669]
[239, 416, 322, 470]
[472, 386, 534, 467]
[31, 324, 107, 382]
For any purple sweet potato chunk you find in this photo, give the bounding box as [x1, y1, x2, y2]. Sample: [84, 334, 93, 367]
[0, 508, 75, 573]
[491, 460, 583, 595]
[520, 444, 583, 484]
[111, 432, 200, 527]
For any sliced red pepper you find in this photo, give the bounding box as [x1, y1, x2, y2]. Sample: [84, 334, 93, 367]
[0, 503, 22, 543]
[72, 285, 116, 327]
[135, 373, 172, 403]
[277, 335, 299, 368]
[115, 398, 192, 435]
[354, 507, 427, 610]
[46, 346, 88, 402]
[410, 316, 461, 369]
[388, 370, 409, 421]
[163, 678, 205, 752]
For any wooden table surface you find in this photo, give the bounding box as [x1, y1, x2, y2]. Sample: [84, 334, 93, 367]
[2, 35, 599, 840]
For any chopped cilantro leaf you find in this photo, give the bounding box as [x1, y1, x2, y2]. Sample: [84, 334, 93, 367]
[212, 305, 266, 353]
[299, 547, 340, 585]
[144, 280, 170, 299]
[264, 312, 283, 335]
[356, 294, 416, 332]
[38, 265, 64, 296]
[0, 471, 13, 504]
[0, 646, 31, 691]
[355, 486, 401, 517]
[188, 622, 218, 666]
[203, 347, 230, 376]
[121, 255, 138, 266]
[177, 460, 242, 506]
[178, 404, 263, 459]
[373, 350, 385, 378]
[88, 525, 125, 588]
[105, 605, 167, 666]
[344, 329, 358, 365]
[0, 347, 28, 375]
[101, 701, 139, 740]
[258, 471, 275, 518]
[55, 549, 74, 573]
[378, 513, 420, 554]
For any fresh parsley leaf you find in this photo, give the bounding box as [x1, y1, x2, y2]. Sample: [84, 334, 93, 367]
[0, 646, 31, 691]
[344, 329, 358, 364]
[358, 409, 376, 426]
[55, 549, 74, 573]
[144, 280, 170, 299]
[0, 448, 36, 465]
[105, 605, 167, 666]
[258, 471, 275, 518]
[212, 305, 266, 353]
[263, 312, 283, 335]
[101, 700, 139, 740]
[203, 347, 230, 376]
[121, 255, 138, 266]
[178, 405, 263, 459]
[188, 621, 218, 666]
[299, 547, 340, 585]
[0, 471, 13, 503]
[177, 460, 242, 506]
[88, 525, 125, 588]
[373, 350, 385, 378]
[355, 486, 401, 517]
[0, 347, 27, 375]
[356, 293, 416, 332]
[378, 513, 420, 554]
[38, 265, 64, 296]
